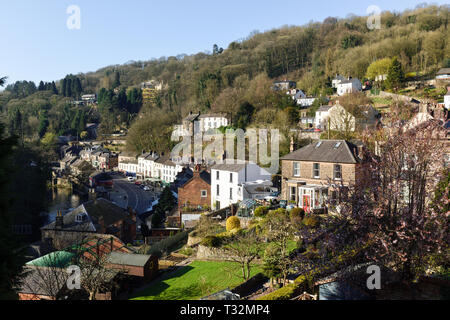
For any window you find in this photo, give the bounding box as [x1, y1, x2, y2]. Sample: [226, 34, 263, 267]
[216, 171, 220, 180]
[290, 187, 297, 201]
[201, 190, 207, 198]
[334, 164, 342, 180]
[313, 163, 320, 179]
[217, 185, 220, 196]
[230, 172, 233, 183]
[293, 162, 300, 177]
[230, 188, 233, 200]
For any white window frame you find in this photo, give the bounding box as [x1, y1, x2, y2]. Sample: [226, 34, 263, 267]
[293, 162, 300, 177]
[201, 190, 207, 198]
[313, 163, 320, 179]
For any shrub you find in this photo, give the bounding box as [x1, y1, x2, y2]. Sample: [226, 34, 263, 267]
[200, 235, 222, 248]
[146, 231, 189, 257]
[302, 216, 320, 228]
[226, 216, 241, 231]
[254, 206, 269, 218]
[289, 208, 305, 222]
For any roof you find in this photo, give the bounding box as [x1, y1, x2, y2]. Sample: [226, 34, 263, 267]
[198, 113, 227, 119]
[211, 163, 247, 173]
[281, 140, 360, 164]
[41, 206, 96, 232]
[83, 199, 133, 227]
[317, 105, 332, 112]
[184, 113, 200, 122]
[106, 252, 152, 267]
[436, 68, 450, 75]
[180, 170, 211, 188]
[41, 199, 133, 232]
[18, 266, 68, 296]
[26, 251, 76, 268]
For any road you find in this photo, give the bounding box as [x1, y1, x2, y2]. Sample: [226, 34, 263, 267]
[112, 177, 156, 215]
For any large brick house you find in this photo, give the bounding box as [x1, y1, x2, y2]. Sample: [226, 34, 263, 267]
[178, 165, 211, 211]
[281, 140, 365, 213]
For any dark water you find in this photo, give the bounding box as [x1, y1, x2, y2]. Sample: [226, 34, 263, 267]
[42, 188, 83, 225]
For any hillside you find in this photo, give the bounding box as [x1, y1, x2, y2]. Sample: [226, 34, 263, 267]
[0, 4, 449, 157]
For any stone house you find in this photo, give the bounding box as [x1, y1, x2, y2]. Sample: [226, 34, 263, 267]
[281, 140, 366, 213]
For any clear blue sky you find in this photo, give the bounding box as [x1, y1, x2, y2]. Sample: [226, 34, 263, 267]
[0, 0, 447, 85]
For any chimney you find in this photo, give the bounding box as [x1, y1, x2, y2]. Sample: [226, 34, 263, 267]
[193, 164, 201, 178]
[98, 216, 105, 233]
[290, 136, 295, 153]
[55, 211, 64, 229]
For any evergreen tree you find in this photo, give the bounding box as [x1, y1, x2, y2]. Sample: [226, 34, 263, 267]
[61, 78, 67, 97]
[38, 81, 45, 91]
[51, 81, 58, 95]
[386, 57, 405, 91]
[112, 71, 121, 89]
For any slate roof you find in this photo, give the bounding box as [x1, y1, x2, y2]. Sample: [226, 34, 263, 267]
[317, 105, 332, 112]
[106, 252, 152, 267]
[184, 113, 200, 122]
[18, 266, 68, 296]
[211, 163, 247, 173]
[41, 199, 133, 232]
[436, 68, 450, 75]
[180, 170, 211, 188]
[281, 140, 360, 164]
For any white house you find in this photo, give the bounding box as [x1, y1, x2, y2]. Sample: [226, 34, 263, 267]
[199, 114, 228, 132]
[153, 155, 184, 183]
[436, 68, 450, 80]
[315, 106, 333, 129]
[332, 75, 347, 88]
[445, 87, 450, 110]
[297, 97, 317, 107]
[237, 180, 277, 202]
[336, 78, 362, 96]
[210, 162, 272, 210]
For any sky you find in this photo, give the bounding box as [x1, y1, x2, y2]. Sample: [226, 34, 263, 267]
[0, 0, 448, 85]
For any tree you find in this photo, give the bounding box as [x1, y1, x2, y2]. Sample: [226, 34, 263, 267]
[112, 72, 121, 89]
[385, 57, 404, 91]
[235, 102, 255, 129]
[222, 230, 263, 282]
[262, 209, 297, 286]
[365, 58, 392, 81]
[0, 122, 24, 299]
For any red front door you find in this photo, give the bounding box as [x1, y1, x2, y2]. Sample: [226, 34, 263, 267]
[303, 195, 311, 213]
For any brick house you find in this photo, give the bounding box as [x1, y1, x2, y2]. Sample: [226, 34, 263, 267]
[281, 140, 366, 213]
[178, 165, 211, 211]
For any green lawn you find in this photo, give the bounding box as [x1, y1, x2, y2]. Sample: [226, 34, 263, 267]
[130, 261, 262, 300]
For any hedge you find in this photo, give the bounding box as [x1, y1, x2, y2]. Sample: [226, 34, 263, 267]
[257, 274, 312, 300]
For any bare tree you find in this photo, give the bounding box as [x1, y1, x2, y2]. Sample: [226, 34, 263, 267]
[222, 230, 263, 282]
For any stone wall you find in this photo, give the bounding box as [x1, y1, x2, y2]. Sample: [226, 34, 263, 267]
[196, 245, 233, 261]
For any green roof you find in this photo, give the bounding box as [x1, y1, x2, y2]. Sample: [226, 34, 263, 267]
[26, 251, 76, 268]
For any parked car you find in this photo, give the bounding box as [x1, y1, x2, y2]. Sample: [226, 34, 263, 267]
[127, 176, 136, 182]
[143, 186, 150, 191]
[279, 200, 287, 209]
[135, 181, 142, 186]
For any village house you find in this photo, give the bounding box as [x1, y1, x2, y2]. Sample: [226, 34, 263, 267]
[173, 112, 229, 138]
[210, 162, 272, 210]
[315, 101, 380, 131]
[272, 80, 297, 91]
[281, 140, 366, 213]
[41, 199, 137, 250]
[178, 164, 211, 211]
[336, 77, 362, 96]
[436, 68, 450, 80]
[332, 74, 347, 88]
[237, 180, 277, 202]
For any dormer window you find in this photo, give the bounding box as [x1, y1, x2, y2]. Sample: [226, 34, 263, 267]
[76, 213, 87, 223]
